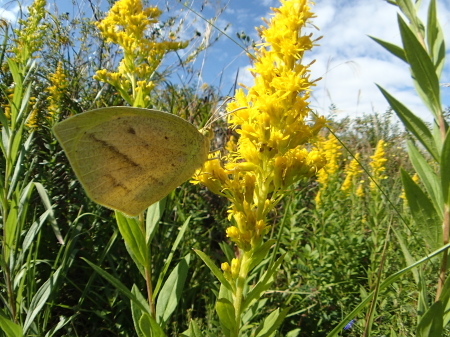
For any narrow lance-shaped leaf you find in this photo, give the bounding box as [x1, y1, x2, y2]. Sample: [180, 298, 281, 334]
[377, 85, 439, 161]
[401, 169, 442, 251]
[407, 140, 443, 215]
[0, 314, 23, 337]
[181, 320, 203, 337]
[194, 249, 233, 291]
[154, 216, 191, 297]
[216, 283, 235, 337]
[394, 0, 424, 34]
[115, 211, 147, 268]
[369, 36, 406, 62]
[156, 255, 190, 326]
[426, 0, 446, 76]
[23, 266, 63, 334]
[398, 14, 441, 119]
[416, 301, 443, 337]
[441, 129, 450, 205]
[131, 285, 151, 337]
[139, 312, 166, 337]
[255, 307, 290, 337]
[145, 199, 165, 244]
[437, 274, 450, 327]
[82, 258, 151, 315]
[243, 254, 285, 311]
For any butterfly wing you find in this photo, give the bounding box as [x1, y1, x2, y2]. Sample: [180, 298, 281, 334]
[54, 107, 209, 216]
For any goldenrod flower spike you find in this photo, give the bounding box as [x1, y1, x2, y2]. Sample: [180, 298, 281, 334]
[11, 0, 48, 67]
[341, 153, 363, 194]
[193, 0, 326, 334]
[314, 133, 342, 205]
[94, 0, 188, 107]
[370, 139, 388, 191]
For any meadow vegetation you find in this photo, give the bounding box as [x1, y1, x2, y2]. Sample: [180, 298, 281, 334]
[0, 0, 449, 336]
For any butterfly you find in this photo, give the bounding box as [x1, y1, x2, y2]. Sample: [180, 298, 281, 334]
[53, 106, 211, 216]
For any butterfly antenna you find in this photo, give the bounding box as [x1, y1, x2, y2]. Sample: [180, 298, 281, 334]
[204, 98, 247, 129]
[204, 96, 232, 128]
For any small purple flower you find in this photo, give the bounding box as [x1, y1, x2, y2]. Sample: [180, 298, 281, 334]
[343, 319, 356, 331]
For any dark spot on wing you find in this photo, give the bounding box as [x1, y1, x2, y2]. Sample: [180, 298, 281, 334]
[146, 174, 164, 186]
[88, 133, 140, 168]
[105, 174, 132, 193]
[127, 127, 136, 135]
[164, 136, 169, 140]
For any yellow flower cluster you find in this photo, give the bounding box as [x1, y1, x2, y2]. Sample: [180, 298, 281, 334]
[341, 153, 363, 194]
[11, 0, 48, 67]
[94, 0, 188, 107]
[46, 62, 68, 118]
[27, 62, 68, 128]
[314, 133, 342, 205]
[194, 0, 326, 253]
[369, 139, 388, 191]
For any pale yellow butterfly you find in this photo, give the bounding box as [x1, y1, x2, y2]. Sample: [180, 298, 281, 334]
[53, 106, 211, 216]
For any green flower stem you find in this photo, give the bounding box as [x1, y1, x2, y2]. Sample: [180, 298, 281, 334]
[436, 205, 450, 300]
[145, 265, 156, 318]
[140, 214, 156, 318]
[233, 251, 251, 336]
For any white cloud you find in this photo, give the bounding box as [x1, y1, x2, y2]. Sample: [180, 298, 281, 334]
[235, 65, 254, 88]
[305, 0, 450, 122]
[0, 2, 21, 22]
[176, 0, 450, 122]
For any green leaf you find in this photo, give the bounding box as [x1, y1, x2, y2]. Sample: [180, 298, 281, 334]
[391, 228, 429, 316]
[180, 320, 203, 337]
[417, 301, 443, 337]
[407, 141, 443, 214]
[154, 217, 191, 296]
[377, 85, 439, 161]
[115, 211, 147, 268]
[139, 312, 166, 337]
[326, 242, 450, 337]
[439, 275, 450, 326]
[242, 298, 268, 326]
[243, 254, 285, 311]
[194, 249, 233, 291]
[4, 196, 19, 260]
[216, 298, 236, 332]
[248, 239, 276, 271]
[145, 199, 165, 245]
[392, 227, 419, 284]
[398, 14, 441, 118]
[426, 0, 446, 76]
[401, 169, 442, 251]
[215, 284, 235, 336]
[394, 0, 423, 30]
[441, 129, 450, 205]
[255, 307, 290, 337]
[23, 266, 63, 333]
[138, 313, 153, 337]
[156, 255, 190, 326]
[286, 329, 301, 337]
[35, 182, 64, 244]
[82, 258, 151, 315]
[369, 36, 406, 62]
[0, 314, 23, 337]
[131, 285, 151, 337]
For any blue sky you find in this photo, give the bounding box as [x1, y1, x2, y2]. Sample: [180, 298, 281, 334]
[1, 0, 449, 122]
[192, 0, 450, 122]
